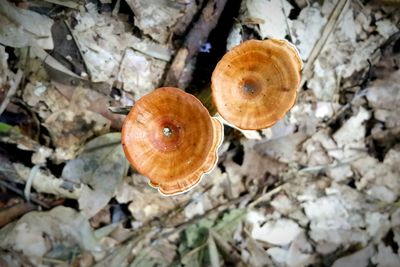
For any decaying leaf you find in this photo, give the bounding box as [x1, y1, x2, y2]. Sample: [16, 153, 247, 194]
[366, 69, 400, 128]
[372, 242, 400, 267]
[332, 244, 375, 267]
[245, 0, 292, 39]
[130, 241, 176, 267]
[45, 108, 110, 162]
[0, 0, 54, 49]
[247, 211, 303, 246]
[92, 243, 132, 267]
[72, 3, 168, 99]
[22, 81, 70, 120]
[180, 209, 245, 266]
[127, 185, 183, 223]
[213, 209, 246, 241]
[301, 184, 372, 253]
[352, 146, 400, 202]
[0, 206, 101, 263]
[117, 48, 166, 97]
[125, 0, 190, 43]
[0, 45, 13, 89]
[62, 133, 128, 218]
[306, 3, 398, 100]
[1, 0, 400, 265]
[291, 5, 327, 60]
[332, 107, 370, 150]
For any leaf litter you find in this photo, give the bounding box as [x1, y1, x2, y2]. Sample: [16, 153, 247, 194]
[0, 0, 400, 266]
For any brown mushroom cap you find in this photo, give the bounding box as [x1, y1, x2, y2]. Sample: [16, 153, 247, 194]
[211, 39, 302, 130]
[121, 87, 223, 196]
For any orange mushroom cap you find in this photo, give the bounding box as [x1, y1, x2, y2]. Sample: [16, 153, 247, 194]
[211, 39, 302, 130]
[121, 87, 223, 196]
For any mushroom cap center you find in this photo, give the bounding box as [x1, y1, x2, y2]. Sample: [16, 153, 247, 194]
[239, 77, 261, 98]
[243, 81, 256, 94]
[163, 126, 173, 137]
[149, 118, 183, 152]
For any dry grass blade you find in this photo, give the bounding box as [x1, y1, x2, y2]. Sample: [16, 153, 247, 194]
[208, 233, 220, 267]
[299, 0, 349, 89]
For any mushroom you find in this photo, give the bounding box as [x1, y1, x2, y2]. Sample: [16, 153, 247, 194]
[121, 87, 223, 196]
[211, 39, 302, 130]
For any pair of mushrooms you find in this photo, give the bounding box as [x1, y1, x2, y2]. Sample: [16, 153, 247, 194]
[122, 39, 302, 196]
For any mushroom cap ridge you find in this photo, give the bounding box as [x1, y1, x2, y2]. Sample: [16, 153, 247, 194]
[121, 87, 223, 195]
[211, 39, 302, 130]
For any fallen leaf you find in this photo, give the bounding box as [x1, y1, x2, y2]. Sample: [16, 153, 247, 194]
[291, 5, 327, 60]
[332, 244, 374, 267]
[0, 0, 54, 49]
[130, 241, 177, 267]
[62, 133, 128, 218]
[245, 0, 292, 39]
[44, 109, 110, 162]
[0, 206, 101, 262]
[371, 242, 400, 267]
[248, 213, 303, 246]
[213, 209, 246, 241]
[72, 4, 168, 98]
[126, 0, 188, 43]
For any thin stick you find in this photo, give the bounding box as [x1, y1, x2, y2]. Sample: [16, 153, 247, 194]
[210, 230, 247, 265]
[163, 0, 228, 88]
[0, 202, 36, 227]
[64, 20, 92, 80]
[300, 0, 348, 89]
[157, 194, 250, 239]
[298, 155, 363, 173]
[0, 179, 50, 209]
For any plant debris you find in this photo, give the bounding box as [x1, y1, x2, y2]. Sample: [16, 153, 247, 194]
[0, 0, 399, 266]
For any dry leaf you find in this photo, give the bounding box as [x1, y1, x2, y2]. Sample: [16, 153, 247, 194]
[126, 0, 188, 43]
[0, 0, 54, 49]
[245, 0, 292, 39]
[62, 133, 128, 218]
[0, 206, 101, 262]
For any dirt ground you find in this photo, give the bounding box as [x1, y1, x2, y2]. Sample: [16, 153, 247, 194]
[0, 0, 400, 266]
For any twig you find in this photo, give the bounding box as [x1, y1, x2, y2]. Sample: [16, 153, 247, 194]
[249, 184, 285, 209]
[298, 155, 363, 173]
[0, 179, 50, 209]
[374, 30, 400, 54]
[280, 0, 292, 42]
[64, 20, 92, 80]
[0, 69, 23, 116]
[324, 70, 370, 128]
[112, 0, 121, 16]
[210, 230, 247, 266]
[300, 0, 348, 89]
[42, 0, 80, 9]
[157, 193, 251, 239]
[163, 0, 228, 88]
[98, 190, 252, 265]
[0, 202, 36, 227]
[113, 184, 218, 249]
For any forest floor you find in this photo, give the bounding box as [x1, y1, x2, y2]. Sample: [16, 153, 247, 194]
[0, 0, 400, 266]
